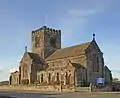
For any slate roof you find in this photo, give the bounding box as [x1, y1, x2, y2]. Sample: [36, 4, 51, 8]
[104, 66, 111, 72]
[27, 52, 44, 64]
[71, 63, 85, 69]
[46, 42, 91, 61]
[11, 71, 19, 75]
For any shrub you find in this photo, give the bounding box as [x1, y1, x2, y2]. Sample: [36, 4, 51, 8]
[21, 79, 29, 85]
[40, 81, 48, 86]
[49, 81, 61, 85]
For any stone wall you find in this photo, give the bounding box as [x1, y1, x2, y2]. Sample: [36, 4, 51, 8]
[0, 85, 75, 92]
[44, 55, 87, 86]
[0, 85, 112, 93]
[37, 57, 75, 86]
[104, 66, 112, 85]
[92, 86, 112, 92]
[75, 87, 90, 92]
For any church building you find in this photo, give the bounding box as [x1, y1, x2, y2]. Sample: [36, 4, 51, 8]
[9, 26, 112, 87]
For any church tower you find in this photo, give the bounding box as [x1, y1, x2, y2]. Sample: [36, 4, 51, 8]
[31, 26, 61, 59]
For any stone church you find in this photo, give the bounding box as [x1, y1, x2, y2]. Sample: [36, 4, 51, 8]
[9, 26, 112, 87]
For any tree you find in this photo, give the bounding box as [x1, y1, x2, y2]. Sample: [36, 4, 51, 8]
[0, 81, 9, 85]
[113, 78, 120, 83]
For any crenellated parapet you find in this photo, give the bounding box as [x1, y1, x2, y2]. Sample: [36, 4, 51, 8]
[31, 26, 61, 36]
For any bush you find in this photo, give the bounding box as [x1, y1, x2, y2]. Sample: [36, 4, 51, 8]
[49, 81, 61, 85]
[21, 79, 29, 85]
[40, 81, 48, 86]
[0, 81, 9, 85]
[34, 80, 40, 85]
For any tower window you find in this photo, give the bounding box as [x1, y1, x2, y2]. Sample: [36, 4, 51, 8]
[35, 36, 40, 47]
[50, 37, 56, 47]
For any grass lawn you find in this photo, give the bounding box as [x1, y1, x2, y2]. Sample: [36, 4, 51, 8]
[86, 92, 120, 98]
[59, 92, 120, 98]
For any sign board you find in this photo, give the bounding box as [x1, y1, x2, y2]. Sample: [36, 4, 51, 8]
[97, 78, 105, 84]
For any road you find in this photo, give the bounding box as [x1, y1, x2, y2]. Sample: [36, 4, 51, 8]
[0, 91, 77, 98]
[0, 90, 59, 98]
[0, 91, 120, 98]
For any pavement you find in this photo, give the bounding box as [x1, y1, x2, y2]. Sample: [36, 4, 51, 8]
[0, 91, 120, 98]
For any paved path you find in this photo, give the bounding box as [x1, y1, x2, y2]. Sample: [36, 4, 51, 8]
[0, 91, 73, 98]
[0, 91, 89, 98]
[0, 91, 120, 98]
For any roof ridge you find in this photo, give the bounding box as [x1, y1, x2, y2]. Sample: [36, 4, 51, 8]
[27, 52, 38, 54]
[61, 41, 91, 50]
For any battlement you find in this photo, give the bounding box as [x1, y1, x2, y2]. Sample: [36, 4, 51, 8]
[32, 26, 61, 36]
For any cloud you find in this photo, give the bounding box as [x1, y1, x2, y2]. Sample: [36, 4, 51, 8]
[68, 9, 97, 18]
[74, 0, 113, 10]
[9, 68, 19, 73]
[60, 9, 98, 26]
[0, 68, 3, 73]
[59, 0, 112, 26]
[60, 9, 98, 30]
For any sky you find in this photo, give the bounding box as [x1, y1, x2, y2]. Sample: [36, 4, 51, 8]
[0, 0, 120, 81]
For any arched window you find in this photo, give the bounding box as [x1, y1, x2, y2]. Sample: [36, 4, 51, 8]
[68, 74, 71, 85]
[96, 57, 99, 72]
[37, 75, 40, 83]
[93, 54, 96, 71]
[92, 54, 99, 72]
[41, 74, 43, 83]
[17, 77, 19, 84]
[56, 73, 59, 82]
[24, 65, 28, 78]
[65, 72, 68, 84]
[35, 36, 40, 47]
[48, 73, 51, 82]
[9, 75, 12, 85]
[50, 36, 56, 47]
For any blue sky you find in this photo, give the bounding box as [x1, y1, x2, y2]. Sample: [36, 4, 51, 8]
[0, 0, 120, 81]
